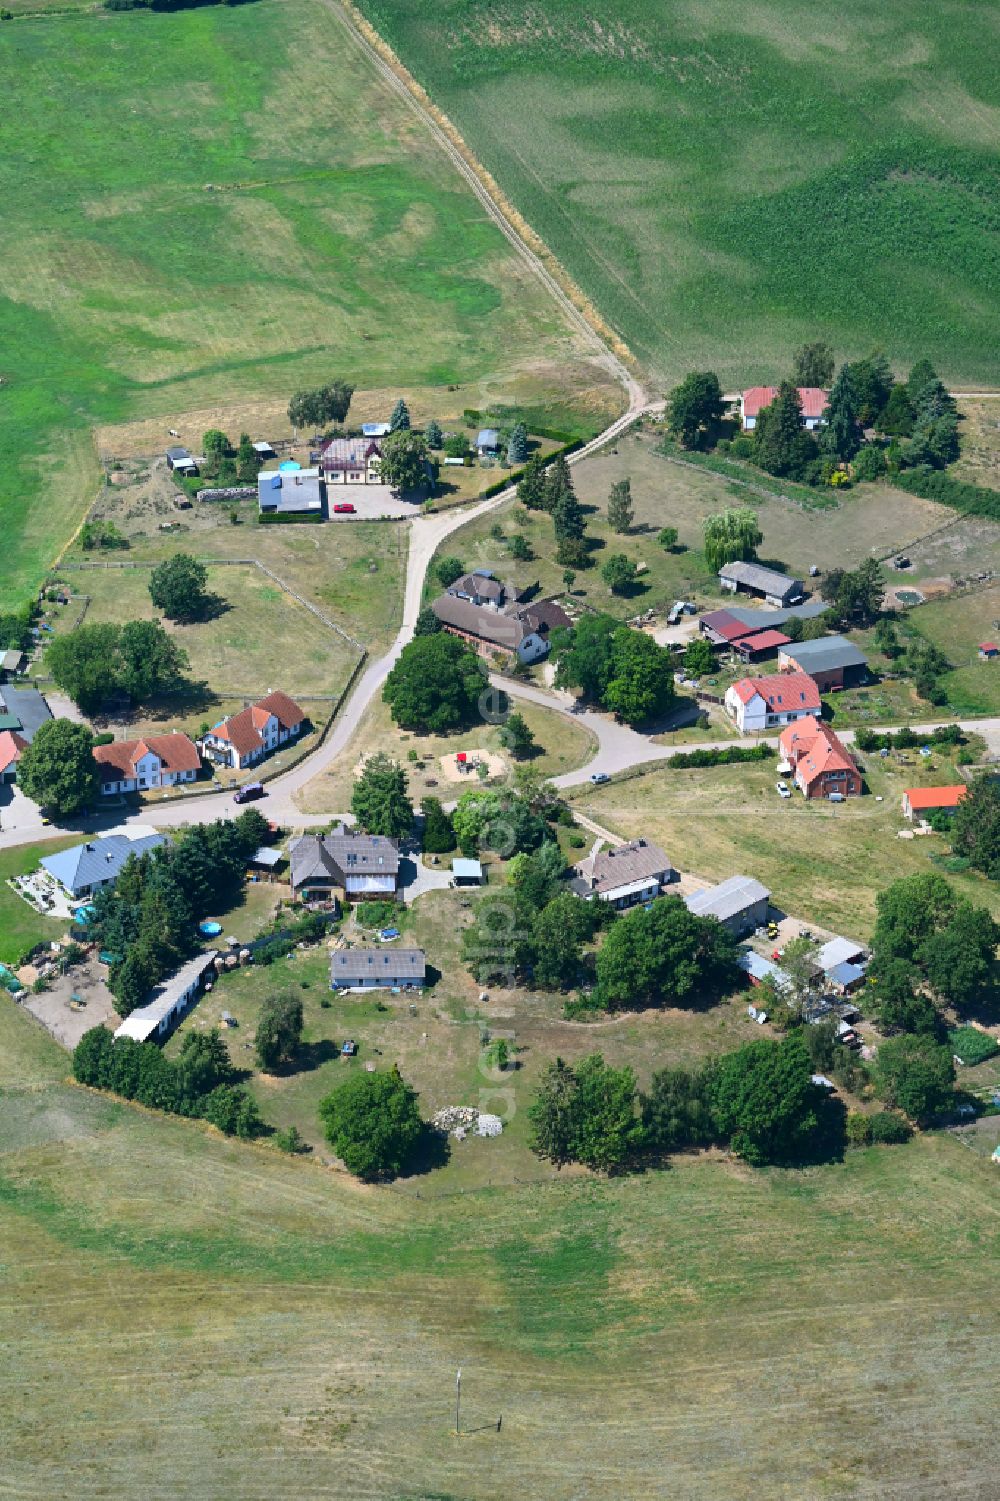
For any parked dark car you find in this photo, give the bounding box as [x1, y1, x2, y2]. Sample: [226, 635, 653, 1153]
[233, 781, 265, 804]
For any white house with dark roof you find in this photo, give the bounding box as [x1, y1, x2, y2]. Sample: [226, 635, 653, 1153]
[330, 947, 425, 990]
[290, 828, 401, 902]
[572, 838, 676, 910]
[318, 435, 383, 485]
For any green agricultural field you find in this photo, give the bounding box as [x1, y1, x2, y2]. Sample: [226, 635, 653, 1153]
[359, 0, 1000, 385]
[908, 583, 1000, 715]
[4, 984, 1000, 1496]
[0, 0, 618, 604]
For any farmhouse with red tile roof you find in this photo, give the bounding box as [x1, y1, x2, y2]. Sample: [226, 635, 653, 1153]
[92, 733, 201, 796]
[198, 691, 308, 771]
[725, 672, 820, 733]
[779, 718, 861, 800]
[740, 386, 829, 432]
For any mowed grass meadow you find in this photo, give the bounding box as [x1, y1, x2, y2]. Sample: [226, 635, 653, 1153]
[0, 0, 604, 602]
[359, 0, 1000, 385]
[3, 988, 1000, 1498]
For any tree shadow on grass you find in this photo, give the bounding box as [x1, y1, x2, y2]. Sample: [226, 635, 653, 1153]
[188, 592, 231, 624]
[399, 1123, 452, 1179]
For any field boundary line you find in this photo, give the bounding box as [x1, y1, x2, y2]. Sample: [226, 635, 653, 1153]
[50, 555, 366, 653]
[333, 0, 644, 406]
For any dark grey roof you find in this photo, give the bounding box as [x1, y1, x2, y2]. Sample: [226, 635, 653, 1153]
[0, 685, 52, 742]
[166, 445, 192, 462]
[720, 561, 803, 598]
[449, 572, 506, 603]
[432, 594, 534, 648]
[685, 875, 770, 923]
[779, 636, 868, 672]
[331, 948, 425, 983]
[724, 602, 828, 628]
[575, 838, 674, 895]
[290, 831, 400, 889]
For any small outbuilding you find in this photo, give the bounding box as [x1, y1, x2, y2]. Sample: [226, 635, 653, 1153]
[979, 642, 999, 660]
[166, 445, 197, 475]
[719, 561, 804, 607]
[685, 875, 770, 937]
[476, 428, 500, 455]
[452, 858, 483, 886]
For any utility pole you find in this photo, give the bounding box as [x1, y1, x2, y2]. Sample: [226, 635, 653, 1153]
[455, 1368, 461, 1436]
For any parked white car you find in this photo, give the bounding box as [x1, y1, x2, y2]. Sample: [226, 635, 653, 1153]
[776, 780, 792, 798]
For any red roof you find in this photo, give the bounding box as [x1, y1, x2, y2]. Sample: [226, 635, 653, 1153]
[979, 642, 998, 654]
[779, 717, 856, 790]
[904, 785, 967, 811]
[208, 692, 305, 760]
[255, 690, 305, 731]
[733, 629, 792, 654]
[732, 672, 821, 713]
[93, 733, 200, 783]
[741, 386, 829, 419]
[0, 728, 27, 777]
[701, 609, 757, 642]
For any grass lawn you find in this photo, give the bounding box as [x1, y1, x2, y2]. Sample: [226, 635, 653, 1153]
[296, 691, 596, 813]
[46, 563, 359, 702]
[0, 837, 83, 966]
[358, 0, 1000, 386]
[951, 397, 1000, 490]
[0, 0, 618, 604]
[4, 973, 1000, 1496]
[431, 427, 964, 624]
[907, 584, 1000, 715]
[569, 751, 1000, 939]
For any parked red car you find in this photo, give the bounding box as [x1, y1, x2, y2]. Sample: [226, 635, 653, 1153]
[333, 502, 356, 514]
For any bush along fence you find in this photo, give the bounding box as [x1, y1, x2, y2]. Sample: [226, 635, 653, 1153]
[668, 743, 775, 769]
[894, 465, 1000, 522]
[478, 437, 585, 500]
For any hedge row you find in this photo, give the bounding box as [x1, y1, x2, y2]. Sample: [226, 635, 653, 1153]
[854, 724, 963, 752]
[895, 466, 1000, 521]
[257, 511, 324, 525]
[478, 437, 585, 499]
[667, 743, 775, 769]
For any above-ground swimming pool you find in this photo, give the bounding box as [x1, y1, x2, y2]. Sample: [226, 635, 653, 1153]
[895, 589, 924, 605]
[199, 921, 223, 937]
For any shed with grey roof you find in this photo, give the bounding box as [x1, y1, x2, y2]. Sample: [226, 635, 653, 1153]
[330, 947, 426, 989]
[778, 635, 869, 690]
[114, 950, 218, 1043]
[816, 936, 866, 974]
[723, 601, 829, 629]
[476, 428, 500, 453]
[685, 875, 770, 936]
[166, 445, 197, 474]
[719, 562, 804, 607]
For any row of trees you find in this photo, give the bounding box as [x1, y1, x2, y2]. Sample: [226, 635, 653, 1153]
[86, 810, 269, 1015]
[528, 1032, 846, 1172]
[46, 618, 189, 715]
[74, 1024, 263, 1138]
[528, 1018, 950, 1175]
[552, 612, 675, 725]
